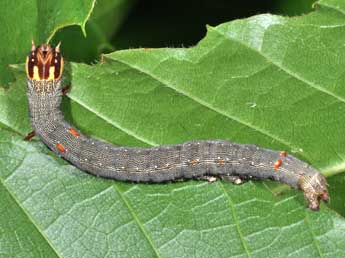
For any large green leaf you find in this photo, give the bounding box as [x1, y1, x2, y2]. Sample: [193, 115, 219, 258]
[1, 129, 345, 257]
[2, 0, 345, 257]
[0, 0, 95, 87]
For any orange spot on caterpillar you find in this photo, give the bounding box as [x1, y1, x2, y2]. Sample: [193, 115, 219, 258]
[274, 159, 283, 170]
[68, 128, 80, 137]
[191, 160, 198, 166]
[219, 159, 225, 165]
[56, 143, 66, 153]
[280, 151, 287, 157]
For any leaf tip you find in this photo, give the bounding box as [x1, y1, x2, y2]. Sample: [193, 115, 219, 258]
[206, 24, 215, 31]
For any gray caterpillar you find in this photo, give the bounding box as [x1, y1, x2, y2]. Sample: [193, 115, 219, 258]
[25, 43, 329, 210]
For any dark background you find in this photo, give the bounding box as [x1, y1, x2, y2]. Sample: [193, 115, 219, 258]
[114, 0, 315, 48]
[54, 0, 316, 63]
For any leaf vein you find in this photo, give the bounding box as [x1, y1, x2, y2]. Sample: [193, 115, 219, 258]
[0, 163, 61, 257]
[110, 57, 293, 152]
[214, 28, 345, 106]
[67, 94, 156, 146]
[111, 184, 162, 258]
[304, 213, 324, 258]
[218, 182, 252, 258]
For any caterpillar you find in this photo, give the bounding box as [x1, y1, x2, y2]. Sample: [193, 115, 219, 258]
[25, 42, 329, 210]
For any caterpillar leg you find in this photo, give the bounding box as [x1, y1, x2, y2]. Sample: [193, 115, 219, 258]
[220, 175, 245, 185]
[62, 85, 71, 95]
[198, 175, 218, 183]
[24, 131, 35, 141]
[198, 175, 245, 184]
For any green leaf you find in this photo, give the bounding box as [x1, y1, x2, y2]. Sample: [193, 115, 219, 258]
[275, 0, 315, 15]
[326, 174, 345, 215]
[0, 0, 96, 87]
[52, 0, 136, 63]
[2, 0, 345, 257]
[1, 129, 345, 257]
[0, 174, 59, 258]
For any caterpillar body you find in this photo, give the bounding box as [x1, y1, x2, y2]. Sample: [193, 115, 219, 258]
[25, 43, 329, 210]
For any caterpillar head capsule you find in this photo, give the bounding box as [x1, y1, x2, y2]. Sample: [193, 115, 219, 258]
[26, 41, 64, 81]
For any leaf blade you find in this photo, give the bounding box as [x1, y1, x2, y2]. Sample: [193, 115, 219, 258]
[2, 1, 345, 257]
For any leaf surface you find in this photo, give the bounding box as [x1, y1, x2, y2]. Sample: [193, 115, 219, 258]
[2, 0, 345, 257]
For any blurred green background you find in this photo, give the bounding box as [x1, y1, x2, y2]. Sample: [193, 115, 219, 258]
[53, 0, 315, 63]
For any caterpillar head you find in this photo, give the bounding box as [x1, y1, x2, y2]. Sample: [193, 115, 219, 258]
[298, 173, 329, 211]
[26, 41, 64, 81]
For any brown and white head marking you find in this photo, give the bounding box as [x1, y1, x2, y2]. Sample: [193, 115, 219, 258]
[26, 41, 64, 82]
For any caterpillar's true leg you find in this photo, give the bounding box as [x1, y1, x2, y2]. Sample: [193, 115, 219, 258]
[198, 175, 218, 183]
[62, 85, 71, 95]
[24, 131, 35, 141]
[220, 175, 245, 185]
